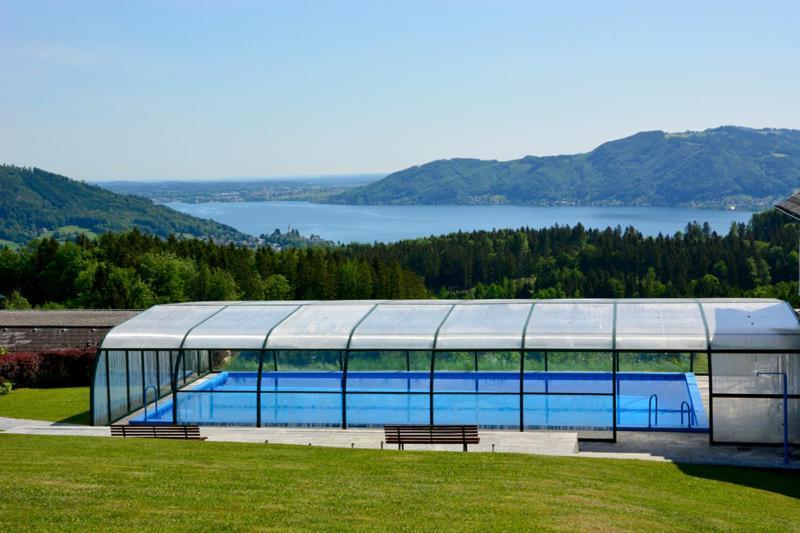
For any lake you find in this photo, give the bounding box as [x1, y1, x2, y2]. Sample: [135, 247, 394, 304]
[166, 201, 756, 244]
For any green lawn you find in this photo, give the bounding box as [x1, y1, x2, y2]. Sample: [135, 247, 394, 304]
[0, 387, 89, 424]
[0, 434, 797, 531]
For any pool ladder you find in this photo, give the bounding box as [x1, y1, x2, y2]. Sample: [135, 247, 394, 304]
[648, 394, 658, 428]
[680, 401, 695, 429]
[143, 385, 158, 422]
[649, 396, 695, 429]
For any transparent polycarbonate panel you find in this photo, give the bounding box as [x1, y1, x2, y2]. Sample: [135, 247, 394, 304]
[158, 350, 172, 395]
[212, 350, 261, 372]
[618, 352, 692, 372]
[436, 303, 532, 350]
[525, 302, 613, 350]
[127, 351, 143, 411]
[108, 350, 128, 421]
[182, 305, 299, 349]
[346, 393, 429, 427]
[711, 353, 800, 395]
[703, 300, 800, 350]
[348, 304, 453, 350]
[266, 304, 375, 350]
[616, 302, 707, 351]
[712, 397, 800, 444]
[101, 304, 225, 349]
[92, 352, 108, 425]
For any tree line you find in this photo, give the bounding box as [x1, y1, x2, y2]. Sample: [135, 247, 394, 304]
[1, 209, 798, 309]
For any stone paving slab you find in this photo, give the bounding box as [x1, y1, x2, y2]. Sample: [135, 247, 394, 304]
[201, 426, 580, 455]
[578, 431, 799, 469]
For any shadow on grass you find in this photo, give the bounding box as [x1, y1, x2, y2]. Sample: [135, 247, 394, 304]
[677, 463, 800, 499]
[57, 410, 90, 425]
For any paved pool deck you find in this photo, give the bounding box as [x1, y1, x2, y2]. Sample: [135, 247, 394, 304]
[1, 415, 796, 469]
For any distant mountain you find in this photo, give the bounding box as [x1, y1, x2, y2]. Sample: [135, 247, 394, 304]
[0, 165, 249, 245]
[329, 127, 800, 208]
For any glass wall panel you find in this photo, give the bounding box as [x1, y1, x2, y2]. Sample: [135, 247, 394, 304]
[712, 353, 800, 395]
[108, 350, 128, 421]
[346, 351, 430, 392]
[260, 392, 342, 426]
[347, 393, 429, 426]
[143, 350, 158, 392]
[523, 350, 613, 438]
[273, 350, 342, 371]
[176, 391, 257, 425]
[92, 351, 108, 425]
[434, 352, 520, 393]
[212, 349, 261, 372]
[545, 351, 612, 372]
[691, 352, 708, 374]
[618, 352, 692, 372]
[158, 350, 172, 395]
[127, 350, 143, 412]
[434, 394, 519, 427]
[523, 394, 613, 432]
[713, 397, 799, 444]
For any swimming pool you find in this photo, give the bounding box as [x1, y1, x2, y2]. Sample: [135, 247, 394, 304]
[131, 371, 707, 432]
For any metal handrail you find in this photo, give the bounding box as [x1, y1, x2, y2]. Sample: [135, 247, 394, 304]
[679, 400, 693, 428]
[648, 394, 658, 428]
[143, 384, 158, 422]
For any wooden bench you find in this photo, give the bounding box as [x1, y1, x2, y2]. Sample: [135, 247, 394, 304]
[110, 425, 206, 440]
[384, 424, 479, 451]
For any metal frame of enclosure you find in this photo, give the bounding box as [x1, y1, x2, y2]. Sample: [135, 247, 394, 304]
[91, 299, 800, 446]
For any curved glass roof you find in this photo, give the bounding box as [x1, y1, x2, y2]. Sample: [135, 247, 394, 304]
[99, 299, 800, 352]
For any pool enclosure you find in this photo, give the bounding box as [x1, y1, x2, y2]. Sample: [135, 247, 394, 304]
[91, 299, 800, 445]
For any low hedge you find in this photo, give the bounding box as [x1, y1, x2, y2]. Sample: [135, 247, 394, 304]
[0, 349, 96, 388]
[0, 375, 11, 395]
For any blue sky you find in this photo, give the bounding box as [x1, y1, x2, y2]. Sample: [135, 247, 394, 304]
[1, 0, 798, 180]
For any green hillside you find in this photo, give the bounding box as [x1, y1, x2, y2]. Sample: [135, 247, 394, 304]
[331, 126, 800, 208]
[0, 165, 248, 244]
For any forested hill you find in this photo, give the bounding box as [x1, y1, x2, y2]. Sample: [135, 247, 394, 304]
[0, 165, 247, 245]
[1, 210, 798, 309]
[330, 127, 800, 208]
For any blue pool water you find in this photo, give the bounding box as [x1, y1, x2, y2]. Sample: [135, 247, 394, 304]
[132, 371, 707, 432]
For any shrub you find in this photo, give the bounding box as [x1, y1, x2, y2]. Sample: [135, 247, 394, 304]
[0, 376, 11, 395]
[36, 350, 96, 387]
[0, 349, 95, 388]
[0, 353, 40, 387]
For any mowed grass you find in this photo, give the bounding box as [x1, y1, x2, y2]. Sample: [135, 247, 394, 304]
[0, 434, 797, 531]
[0, 387, 89, 424]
